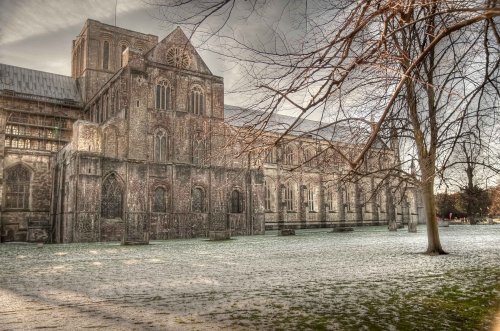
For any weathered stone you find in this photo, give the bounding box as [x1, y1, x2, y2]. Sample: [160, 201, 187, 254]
[209, 230, 231, 241]
[0, 18, 425, 243]
[279, 228, 296, 236]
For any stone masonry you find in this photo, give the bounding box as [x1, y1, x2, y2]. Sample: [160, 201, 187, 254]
[0, 19, 423, 243]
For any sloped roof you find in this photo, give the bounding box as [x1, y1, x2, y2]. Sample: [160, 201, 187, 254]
[224, 105, 386, 148]
[224, 105, 351, 142]
[145, 27, 213, 75]
[0, 63, 82, 105]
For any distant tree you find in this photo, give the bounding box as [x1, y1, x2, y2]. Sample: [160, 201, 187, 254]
[436, 192, 462, 220]
[444, 138, 496, 223]
[458, 185, 491, 223]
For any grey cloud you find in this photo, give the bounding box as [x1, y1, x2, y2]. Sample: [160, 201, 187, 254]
[0, 0, 146, 45]
[0, 0, 250, 106]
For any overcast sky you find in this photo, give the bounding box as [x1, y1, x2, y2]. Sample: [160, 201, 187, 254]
[0, 0, 243, 103]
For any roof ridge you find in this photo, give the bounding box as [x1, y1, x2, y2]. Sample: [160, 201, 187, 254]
[223, 104, 330, 127]
[0, 63, 73, 80]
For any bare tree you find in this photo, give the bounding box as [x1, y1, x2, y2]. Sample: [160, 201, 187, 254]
[156, 0, 500, 254]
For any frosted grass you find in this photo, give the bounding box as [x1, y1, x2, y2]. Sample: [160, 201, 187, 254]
[0, 225, 499, 330]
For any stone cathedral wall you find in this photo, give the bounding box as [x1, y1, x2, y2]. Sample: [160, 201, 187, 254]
[0, 19, 422, 243]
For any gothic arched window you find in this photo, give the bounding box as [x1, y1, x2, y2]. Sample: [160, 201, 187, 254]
[114, 88, 119, 113]
[230, 190, 243, 213]
[103, 93, 109, 121]
[264, 178, 274, 211]
[189, 86, 204, 115]
[283, 145, 295, 165]
[304, 148, 316, 167]
[192, 187, 204, 212]
[344, 187, 351, 211]
[154, 129, 171, 162]
[284, 182, 295, 211]
[192, 137, 205, 165]
[110, 89, 115, 115]
[155, 80, 172, 110]
[265, 147, 277, 164]
[307, 186, 316, 211]
[103, 40, 110, 70]
[4, 164, 31, 209]
[152, 187, 167, 213]
[101, 174, 123, 219]
[326, 188, 335, 211]
[120, 44, 127, 67]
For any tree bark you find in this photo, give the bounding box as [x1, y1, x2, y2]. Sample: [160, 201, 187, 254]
[405, 59, 447, 255]
[421, 172, 447, 255]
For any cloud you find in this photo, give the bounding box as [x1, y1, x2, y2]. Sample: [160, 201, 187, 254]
[0, 0, 167, 75]
[0, 0, 249, 107]
[0, 0, 146, 45]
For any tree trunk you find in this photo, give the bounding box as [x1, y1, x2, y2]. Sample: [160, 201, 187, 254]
[421, 176, 447, 255]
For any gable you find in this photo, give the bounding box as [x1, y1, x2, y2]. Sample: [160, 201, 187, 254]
[146, 27, 212, 75]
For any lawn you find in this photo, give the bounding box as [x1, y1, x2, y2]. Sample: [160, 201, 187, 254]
[0, 225, 499, 330]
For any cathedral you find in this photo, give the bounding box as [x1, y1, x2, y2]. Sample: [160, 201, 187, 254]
[0, 19, 423, 243]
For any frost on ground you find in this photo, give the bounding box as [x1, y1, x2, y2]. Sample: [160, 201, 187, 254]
[1, 225, 499, 330]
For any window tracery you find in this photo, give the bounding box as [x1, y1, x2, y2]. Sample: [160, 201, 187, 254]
[192, 135, 205, 165]
[264, 178, 274, 211]
[154, 129, 171, 162]
[283, 145, 295, 165]
[284, 182, 295, 211]
[265, 147, 277, 164]
[101, 174, 123, 219]
[189, 86, 204, 115]
[307, 186, 316, 211]
[166, 47, 190, 69]
[155, 80, 172, 110]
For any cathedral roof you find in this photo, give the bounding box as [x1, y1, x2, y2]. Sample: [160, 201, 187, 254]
[224, 105, 358, 143]
[224, 105, 390, 150]
[0, 63, 82, 106]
